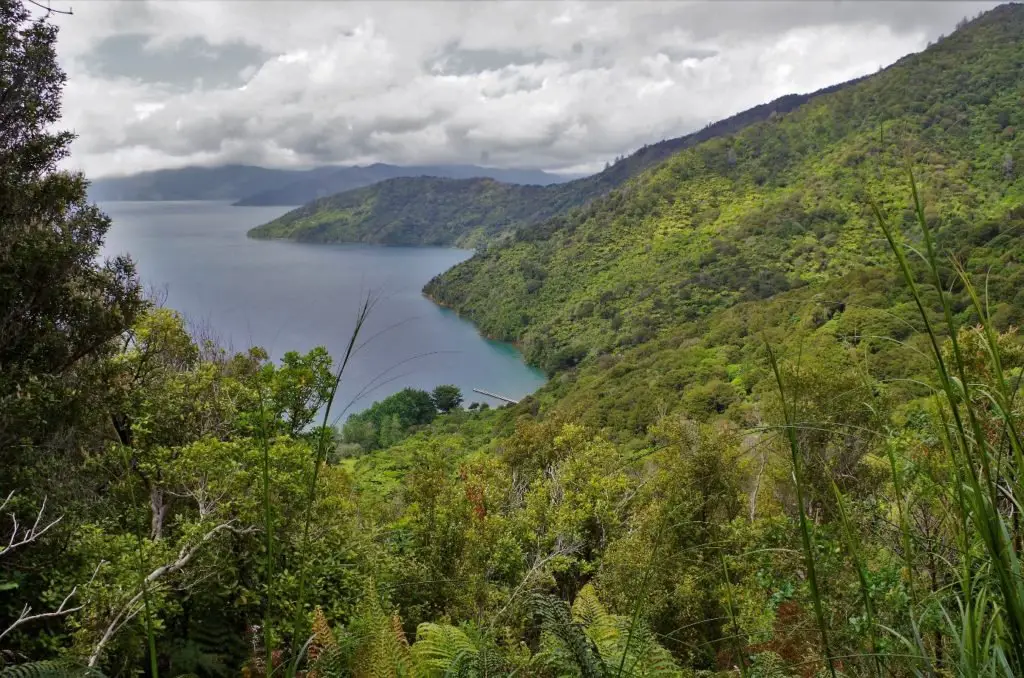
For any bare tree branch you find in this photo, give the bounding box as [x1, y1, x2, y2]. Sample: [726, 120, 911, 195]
[0, 560, 104, 641]
[87, 521, 256, 667]
[23, 0, 73, 16]
[0, 590, 82, 642]
[0, 492, 63, 558]
[489, 539, 582, 629]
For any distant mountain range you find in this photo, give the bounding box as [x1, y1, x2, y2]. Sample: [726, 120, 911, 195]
[248, 75, 867, 248]
[86, 163, 571, 204]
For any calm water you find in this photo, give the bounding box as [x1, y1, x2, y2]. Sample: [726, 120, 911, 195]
[100, 201, 545, 416]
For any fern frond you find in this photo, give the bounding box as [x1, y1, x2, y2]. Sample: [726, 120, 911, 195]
[352, 584, 414, 678]
[411, 623, 476, 677]
[533, 586, 682, 677]
[168, 612, 243, 678]
[531, 593, 608, 678]
[390, 615, 412, 672]
[0, 662, 105, 678]
[312, 607, 339, 650]
[607, 620, 680, 677]
[308, 607, 347, 678]
[571, 584, 609, 629]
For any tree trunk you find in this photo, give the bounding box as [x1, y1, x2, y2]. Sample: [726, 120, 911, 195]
[151, 485, 167, 540]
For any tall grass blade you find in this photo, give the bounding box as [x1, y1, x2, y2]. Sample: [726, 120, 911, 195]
[110, 426, 159, 678]
[720, 553, 748, 678]
[874, 166, 1024, 672]
[829, 478, 881, 677]
[765, 343, 836, 678]
[256, 378, 276, 675]
[287, 294, 375, 677]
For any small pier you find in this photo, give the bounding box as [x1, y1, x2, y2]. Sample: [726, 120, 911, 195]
[472, 388, 519, 405]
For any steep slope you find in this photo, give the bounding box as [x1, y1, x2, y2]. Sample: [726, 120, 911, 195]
[233, 163, 569, 206]
[246, 79, 864, 246]
[425, 4, 1024, 374]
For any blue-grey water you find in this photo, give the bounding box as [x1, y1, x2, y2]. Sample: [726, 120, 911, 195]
[100, 201, 545, 417]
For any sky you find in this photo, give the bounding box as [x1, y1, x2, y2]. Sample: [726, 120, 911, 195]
[45, 0, 1003, 179]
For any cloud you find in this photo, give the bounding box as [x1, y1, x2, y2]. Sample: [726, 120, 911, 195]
[50, 0, 1001, 178]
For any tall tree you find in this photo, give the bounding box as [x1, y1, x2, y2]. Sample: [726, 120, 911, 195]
[431, 385, 463, 413]
[0, 0, 143, 467]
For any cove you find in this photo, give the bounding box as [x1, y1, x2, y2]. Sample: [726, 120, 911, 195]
[100, 200, 546, 416]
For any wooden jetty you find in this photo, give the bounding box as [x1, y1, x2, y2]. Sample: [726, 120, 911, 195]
[472, 388, 519, 405]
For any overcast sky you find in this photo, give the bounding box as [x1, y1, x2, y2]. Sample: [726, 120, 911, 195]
[47, 0, 1001, 178]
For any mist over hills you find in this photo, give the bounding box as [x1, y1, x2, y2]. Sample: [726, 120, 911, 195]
[87, 162, 570, 204]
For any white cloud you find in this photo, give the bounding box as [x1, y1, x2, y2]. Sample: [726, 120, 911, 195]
[50, 0, 1001, 178]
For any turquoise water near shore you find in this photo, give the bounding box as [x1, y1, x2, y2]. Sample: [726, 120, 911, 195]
[100, 200, 546, 415]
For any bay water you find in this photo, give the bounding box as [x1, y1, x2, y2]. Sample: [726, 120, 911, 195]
[100, 200, 545, 418]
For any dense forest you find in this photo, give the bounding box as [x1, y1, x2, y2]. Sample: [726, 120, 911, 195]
[426, 5, 1024, 374]
[4, 2, 1024, 678]
[246, 80, 861, 248]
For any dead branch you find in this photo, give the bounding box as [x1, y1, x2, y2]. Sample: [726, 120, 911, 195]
[0, 560, 104, 641]
[23, 0, 73, 16]
[1, 492, 63, 557]
[0, 589, 82, 642]
[489, 539, 582, 628]
[87, 521, 256, 666]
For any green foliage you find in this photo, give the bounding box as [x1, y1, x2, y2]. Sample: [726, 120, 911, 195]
[0, 0, 143, 660]
[342, 388, 438, 451]
[429, 386, 462, 414]
[410, 622, 509, 678]
[349, 585, 414, 678]
[10, 6, 1024, 678]
[427, 5, 1024, 374]
[0, 0, 143, 464]
[531, 585, 681, 677]
[0, 663, 104, 678]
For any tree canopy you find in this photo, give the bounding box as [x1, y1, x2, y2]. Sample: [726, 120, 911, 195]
[4, 4, 1024, 678]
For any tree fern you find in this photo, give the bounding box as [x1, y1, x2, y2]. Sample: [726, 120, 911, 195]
[571, 585, 610, 630]
[306, 607, 349, 678]
[0, 662, 105, 678]
[167, 611, 246, 678]
[531, 592, 608, 678]
[410, 622, 510, 678]
[450, 643, 508, 678]
[532, 585, 682, 677]
[350, 584, 413, 678]
[410, 623, 477, 677]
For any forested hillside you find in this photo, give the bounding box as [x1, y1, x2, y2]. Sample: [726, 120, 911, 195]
[6, 2, 1024, 678]
[427, 5, 1024, 373]
[246, 79, 862, 247]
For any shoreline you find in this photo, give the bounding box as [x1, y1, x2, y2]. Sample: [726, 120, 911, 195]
[421, 289, 532, 356]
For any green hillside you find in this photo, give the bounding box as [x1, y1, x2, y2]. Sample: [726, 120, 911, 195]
[426, 5, 1024, 374]
[246, 79, 862, 247]
[247, 175, 552, 246]
[11, 3, 1024, 677]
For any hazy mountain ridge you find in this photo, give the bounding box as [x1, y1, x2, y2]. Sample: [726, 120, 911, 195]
[87, 162, 567, 204]
[232, 163, 571, 206]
